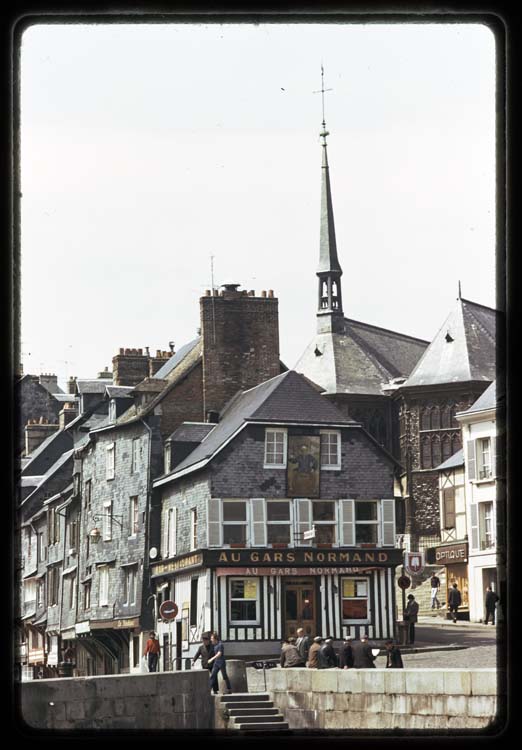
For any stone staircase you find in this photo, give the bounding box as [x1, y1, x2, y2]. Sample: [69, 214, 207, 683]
[395, 565, 447, 616]
[218, 693, 290, 732]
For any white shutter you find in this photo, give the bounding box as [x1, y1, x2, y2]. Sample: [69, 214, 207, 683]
[492, 435, 497, 478]
[467, 440, 476, 480]
[162, 509, 169, 558]
[381, 499, 396, 546]
[99, 567, 109, 606]
[295, 499, 312, 545]
[340, 499, 355, 546]
[470, 503, 479, 550]
[169, 508, 177, 556]
[251, 498, 267, 547]
[208, 498, 223, 547]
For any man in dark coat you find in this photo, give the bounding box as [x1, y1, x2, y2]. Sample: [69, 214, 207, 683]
[484, 587, 499, 625]
[448, 583, 462, 623]
[280, 636, 306, 667]
[339, 637, 354, 669]
[296, 628, 311, 662]
[384, 640, 403, 668]
[351, 634, 377, 668]
[404, 594, 419, 643]
[307, 636, 323, 668]
[319, 637, 338, 668]
[192, 632, 214, 672]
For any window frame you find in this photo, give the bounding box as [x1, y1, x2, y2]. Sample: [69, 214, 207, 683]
[98, 565, 109, 607]
[312, 500, 337, 544]
[129, 496, 139, 538]
[131, 437, 140, 474]
[354, 500, 380, 545]
[478, 437, 492, 480]
[479, 501, 495, 550]
[190, 508, 198, 551]
[340, 576, 371, 624]
[229, 577, 260, 626]
[320, 430, 342, 470]
[263, 428, 288, 469]
[83, 581, 91, 611]
[222, 499, 249, 546]
[106, 443, 115, 480]
[103, 501, 112, 541]
[123, 565, 137, 606]
[266, 499, 292, 544]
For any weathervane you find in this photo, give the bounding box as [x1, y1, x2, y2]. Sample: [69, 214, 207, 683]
[313, 64, 333, 144]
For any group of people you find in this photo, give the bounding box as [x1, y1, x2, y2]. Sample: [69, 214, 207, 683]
[280, 628, 403, 669]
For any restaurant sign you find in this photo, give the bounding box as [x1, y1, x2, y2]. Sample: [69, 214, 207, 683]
[205, 548, 402, 567]
[216, 566, 381, 577]
[151, 553, 203, 577]
[434, 542, 468, 564]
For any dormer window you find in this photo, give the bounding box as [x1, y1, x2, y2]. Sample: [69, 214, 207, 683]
[264, 428, 287, 468]
[320, 430, 341, 469]
[109, 399, 117, 421]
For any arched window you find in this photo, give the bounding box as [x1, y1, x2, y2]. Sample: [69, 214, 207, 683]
[420, 408, 430, 431]
[431, 436, 441, 468]
[430, 407, 440, 430]
[442, 434, 452, 462]
[421, 437, 431, 469]
[452, 432, 462, 455]
[441, 405, 451, 429]
[449, 405, 456, 426]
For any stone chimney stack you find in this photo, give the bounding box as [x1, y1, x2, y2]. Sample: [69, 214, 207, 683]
[67, 377, 77, 395]
[112, 348, 150, 387]
[39, 373, 59, 393]
[149, 349, 172, 377]
[59, 401, 78, 430]
[200, 283, 280, 416]
[97, 366, 112, 380]
[25, 417, 59, 455]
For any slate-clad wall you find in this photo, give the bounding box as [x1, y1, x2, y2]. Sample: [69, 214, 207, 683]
[160, 474, 211, 556]
[210, 424, 396, 499]
[17, 377, 61, 453]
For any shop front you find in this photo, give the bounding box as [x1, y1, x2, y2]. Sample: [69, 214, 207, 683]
[433, 541, 469, 618]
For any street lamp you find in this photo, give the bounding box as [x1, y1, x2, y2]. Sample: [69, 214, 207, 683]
[89, 514, 124, 544]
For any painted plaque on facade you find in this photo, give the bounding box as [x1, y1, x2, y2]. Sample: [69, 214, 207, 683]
[287, 435, 320, 497]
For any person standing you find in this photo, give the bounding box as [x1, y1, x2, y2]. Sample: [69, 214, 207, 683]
[144, 631, 161, 673]
[307, 636, 323, 668]
[384, 640, 404, 668]
[448, 582, 462, 624]
[296, 628, 311, 663]
[404, 594, 419, 644]
[319, 637, 338, 668]
[430, 574, 441, 610]
[280, 637, 305, 667]
[351, 634, 377, 669]
[339, 636, 355, 669]
[484, 587, 499, 625]
[192, 632, 214, 671]
[207, 632, 232, 695]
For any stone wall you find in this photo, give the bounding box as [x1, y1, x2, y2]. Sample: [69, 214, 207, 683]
[266, 668, 502, 731]
[19, 670, 213, 730]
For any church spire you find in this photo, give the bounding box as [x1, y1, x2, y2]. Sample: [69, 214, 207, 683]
[315, 66, 344, 334]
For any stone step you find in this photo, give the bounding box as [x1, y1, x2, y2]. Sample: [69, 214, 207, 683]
[228, 707, 279, 717]
[232, 714, 286, 725]
[219, 693, 270, 702]
[234, 722, 290, 732]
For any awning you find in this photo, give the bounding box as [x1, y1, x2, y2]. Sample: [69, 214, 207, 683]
[94, 559, 116, 567]
[62, 565, 77, 576]
[21, 609, 36, 621]
[23, 569, 38, 580]
[33, 612, 47, 626]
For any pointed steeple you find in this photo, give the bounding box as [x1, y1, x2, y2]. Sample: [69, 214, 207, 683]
[315, 66, 344, 334]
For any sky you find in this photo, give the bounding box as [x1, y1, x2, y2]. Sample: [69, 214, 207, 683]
[19, 21, 497, 388]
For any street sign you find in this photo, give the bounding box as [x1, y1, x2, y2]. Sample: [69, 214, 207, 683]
[397, 575, 411, 590]
[159, 600, 178, 621]
[303, 527, 316, 540]
[404, 551, 424, 577]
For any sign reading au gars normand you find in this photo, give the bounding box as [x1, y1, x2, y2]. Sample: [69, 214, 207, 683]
[205, 548, 402, 567]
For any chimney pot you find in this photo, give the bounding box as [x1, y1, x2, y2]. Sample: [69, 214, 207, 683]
[261, 290, 267, 298]
[205, 289, 211, 296]
[268, 290, 274, 298]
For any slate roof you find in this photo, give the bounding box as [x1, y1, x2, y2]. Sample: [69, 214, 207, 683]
[402, 298, 496, 388]
[435, 448, 464, 472]
[167, 422, 216, 444]
[53, 393, 78, 403]
[156, 371, 356, 481]
[105, 386, 134, 399]
[20, 449, 74, 508]
[77, 379, 114, 394]
[152, 338, 200, 379]
[295, 319, 429, 396]
[458, 380, 497, 417]
[21, 428, 73, 477]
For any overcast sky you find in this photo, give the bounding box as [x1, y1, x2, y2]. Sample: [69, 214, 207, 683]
[19, 21, 496, 388]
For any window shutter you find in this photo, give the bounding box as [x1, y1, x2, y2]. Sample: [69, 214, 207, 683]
[443, 487, 456, 528]
[380, 499, 395, 546]
[295, 499, 312, 545]
[251, 498, 267, 547]
[170, 508, 177, 556]
[162, 509, 169, 558]
[208, 498, 223, 547]
[99, 567, 108, 606]
[467, 440, 476, 480]
[470, 503, 479, 550]
[492, 435, 497, 478]
[340, 499, 355, 546]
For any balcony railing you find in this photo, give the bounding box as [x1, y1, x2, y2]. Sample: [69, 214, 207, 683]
[479, 467, 492, 480]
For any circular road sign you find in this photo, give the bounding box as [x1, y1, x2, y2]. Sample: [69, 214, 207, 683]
[159, 600, 178, 621]
[397, 575, 411, 590]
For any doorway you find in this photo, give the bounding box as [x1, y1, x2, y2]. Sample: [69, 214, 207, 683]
[175, 621, 182, 670]
[283, 578, 316, 638]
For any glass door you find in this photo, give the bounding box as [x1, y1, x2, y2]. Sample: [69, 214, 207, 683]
[283, 579, 316, 638]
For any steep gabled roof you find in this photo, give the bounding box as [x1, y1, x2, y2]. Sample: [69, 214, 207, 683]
[402, 298, 496, 388]
[167, 422, 216, 444]
[458, 380, 497, 417]
[152, 337, 200, 379]
[435, 448, 464, 472]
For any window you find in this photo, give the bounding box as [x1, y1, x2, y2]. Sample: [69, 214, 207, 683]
[430, 407, 440, 430]
[190, 509, 198, 551]
[162, 507, 176, 558]
[431, 437, 441, 468]
[341, 577, 369, 622]
[312, 501, 336, 544]
[106, 443, 115, 480]
[85, 479, 92, 510]
[67, 519, 79, 551]
[109, 399, 117, 421]
[421, 437, 431, 469]
[48, 507, 60, 545]
[68, 574, 77, 609]
[164, 445, 171, 475]
[355, 500, 379, 544]
[98, 566, 109, 606]
[83, 581, 91, 610]
[480, 502, 495, 550]
[478, 438, 492, 480]
[132, 438, 140, 474]
[420, 408, 430, 431]
[320, 431, 341, 469]
[441, 435, 452, 462]
[37, 579, 44, 607]
[123, 565, 137, 606]
[129, 496, 139, 536]
[190, 578, 198, 627]
[266, 501, 291, 544]
[264, 429, 287, 468]
[229, 578, 259, 624]
[24, 580, 36, 603]
[48, 567, 59, 606]
[223, 501, 248, 545]
[25, 527, 33, 561]
[38, 531, 46, 562]
[443, 488, 456, 529]
[103, 502, 112, 541]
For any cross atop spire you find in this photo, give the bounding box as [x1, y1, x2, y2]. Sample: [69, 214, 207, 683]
[313, 64, 333, 144]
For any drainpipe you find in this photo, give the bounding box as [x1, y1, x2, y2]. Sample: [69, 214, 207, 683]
[140, 418, 154, 640]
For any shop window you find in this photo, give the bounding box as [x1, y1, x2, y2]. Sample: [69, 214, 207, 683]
[341, 577, 369, 622]
[132, 636, 140, 668]
[264, 429, 287, 468]
[223, 501, 248, 545]
[266, 500, 291, 543]
[229, 578, 259, 624]
[355, 500, 379, 544]
[320, 431, 341, 469]
[312, 501, 336, 544]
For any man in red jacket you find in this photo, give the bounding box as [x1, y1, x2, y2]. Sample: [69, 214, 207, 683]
[144, 631, 161, 672]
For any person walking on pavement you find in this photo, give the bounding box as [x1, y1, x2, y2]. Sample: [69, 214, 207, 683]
[351, 634, 377, 668]
[430, 574, 441, 610]
[307, 636, 323, 668]
[144, 631, 161, 672]
[192, 632, 214, 672]
[339, 636, 355, 669]
[280, 637, 306, 667]
[319, 637, 338, 668]
[448, 582, 462, 623]
[207, 632, 232, 695]
[484, 586, 499, 625]
[296, 627, 311, 663]
[404, 593, 419, 644]
[384, 639, 404, 669]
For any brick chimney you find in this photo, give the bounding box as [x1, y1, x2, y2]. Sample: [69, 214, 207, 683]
[67, 377, 77, 395]
[201, 283, 280, 416]
[39, 373, 59, 393]
[112, 348, 149, 387]
[25, 417, 59, 455]
[149, 349, 172, 377]
[59, 402, 78, 430]
[97, 366, 112, 380]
